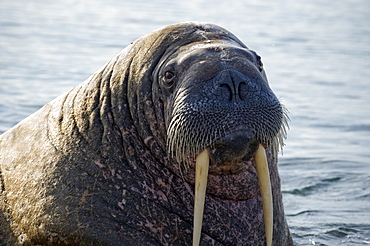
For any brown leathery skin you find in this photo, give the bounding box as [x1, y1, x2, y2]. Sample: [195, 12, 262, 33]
[0, 22, 292, 245]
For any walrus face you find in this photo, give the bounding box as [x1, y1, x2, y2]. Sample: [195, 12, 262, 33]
[158, 41, 287, 174]
[156, 40, 288, 245]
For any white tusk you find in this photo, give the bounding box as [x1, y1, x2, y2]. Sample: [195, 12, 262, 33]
[192, 146, 272, 246]
[193, 149, 210, 246]
[254, 144, 273, 246]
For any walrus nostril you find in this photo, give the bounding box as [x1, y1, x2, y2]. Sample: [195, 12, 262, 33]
[238, 81, 248, 100]
[219, 71, 240, 101]
[220, 83, 233, 101]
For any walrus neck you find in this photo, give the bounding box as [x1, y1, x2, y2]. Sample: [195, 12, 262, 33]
[45, 57, 127, 155]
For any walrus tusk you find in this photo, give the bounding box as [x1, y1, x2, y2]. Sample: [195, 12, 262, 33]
[255, 144, 273, 246]
[193, 149, 209, 246]
[193, 145, 272, 246]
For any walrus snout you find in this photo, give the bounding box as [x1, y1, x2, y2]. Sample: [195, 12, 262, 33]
[208, 130, 260, 174]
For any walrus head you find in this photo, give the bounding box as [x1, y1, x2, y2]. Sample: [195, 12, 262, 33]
[148, 24, 289, 245]
[159, 41, 287, 169]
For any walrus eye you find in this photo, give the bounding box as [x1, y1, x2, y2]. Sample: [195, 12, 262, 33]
[253, 53, 263, 72]
[163, 71, 176, 86]
[257, 57, 264, 72]
[165, 71, 174, 80]
[249, 50, 264, 72]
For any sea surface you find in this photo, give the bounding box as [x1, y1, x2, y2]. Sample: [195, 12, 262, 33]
[1, 0, 369, 245]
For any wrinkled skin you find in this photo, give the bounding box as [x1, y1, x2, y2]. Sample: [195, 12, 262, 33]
[0, 22, 292, 245]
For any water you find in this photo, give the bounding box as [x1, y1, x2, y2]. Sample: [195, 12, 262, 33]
[1, 0, 370, 245]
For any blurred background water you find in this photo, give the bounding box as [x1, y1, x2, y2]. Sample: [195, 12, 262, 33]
[1, 0, 369, 245]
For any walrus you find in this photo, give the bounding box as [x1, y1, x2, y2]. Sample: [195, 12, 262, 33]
[0, 22, 292, 245]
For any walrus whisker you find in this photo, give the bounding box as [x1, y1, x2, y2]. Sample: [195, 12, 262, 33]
[271, 104, 290, 154]
[167, 108, 288, 167]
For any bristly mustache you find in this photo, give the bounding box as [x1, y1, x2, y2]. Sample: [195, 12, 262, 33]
[166, 99, 289, 167]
